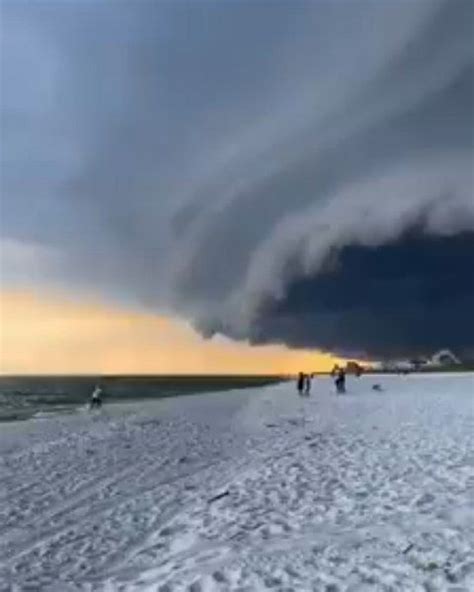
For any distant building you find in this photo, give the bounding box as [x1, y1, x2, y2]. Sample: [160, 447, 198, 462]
[410, 358, 428, 371]
[425, 349, 461, 367]
[374, 349, 461, 373]
[374, 359, 415, 373]
[345, 361, 363, 376]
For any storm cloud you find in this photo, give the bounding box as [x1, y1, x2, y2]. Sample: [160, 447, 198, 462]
[1, 0, 473, 358]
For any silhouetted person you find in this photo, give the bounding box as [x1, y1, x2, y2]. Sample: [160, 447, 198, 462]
[297, 372, 305, 395]
[335, 368, 346, 394]
[304, 374, 311, 395]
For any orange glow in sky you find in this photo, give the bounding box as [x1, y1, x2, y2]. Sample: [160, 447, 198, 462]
[0, 290, 344, 375]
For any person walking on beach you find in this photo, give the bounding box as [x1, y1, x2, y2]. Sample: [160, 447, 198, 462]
[297, 372, 305, 395]
[304, 374, 311, 396]
[335, 368, 346, 394]
[90, 384, 103, 409]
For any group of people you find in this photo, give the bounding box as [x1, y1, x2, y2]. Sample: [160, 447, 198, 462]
[296, 367, 347, 395]
[296, 372, 313, 396]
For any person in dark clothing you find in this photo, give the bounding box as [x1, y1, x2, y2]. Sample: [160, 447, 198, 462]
[297, 372, 305, 395]
[335, 368, 346, 394]
[310, 373, 316, 394]
[304, 374, 311, 395]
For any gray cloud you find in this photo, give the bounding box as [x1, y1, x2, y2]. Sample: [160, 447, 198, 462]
[1, 0, 473, 358]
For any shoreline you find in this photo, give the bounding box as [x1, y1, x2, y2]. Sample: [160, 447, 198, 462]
[0, 375, 287, 426]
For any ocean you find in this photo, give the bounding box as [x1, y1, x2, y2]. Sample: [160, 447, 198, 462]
[0, 375, 283, 423]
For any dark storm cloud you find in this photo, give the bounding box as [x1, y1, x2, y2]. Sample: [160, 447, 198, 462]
[1, 0, 473, 358]
[247, 232, 474, 358]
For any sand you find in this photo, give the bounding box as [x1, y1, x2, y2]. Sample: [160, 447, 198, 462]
[1, 374, 473, 591]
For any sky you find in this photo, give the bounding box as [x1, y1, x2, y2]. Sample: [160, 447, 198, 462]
[1, 0, 473, 373]
[0, 291, 343, 374]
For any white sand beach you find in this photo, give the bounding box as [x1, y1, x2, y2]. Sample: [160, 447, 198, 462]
[1, 374, 473, 591]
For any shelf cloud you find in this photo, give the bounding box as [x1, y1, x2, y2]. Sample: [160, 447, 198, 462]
[2, 0, 473, 358]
